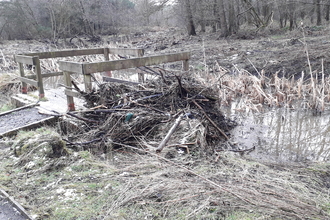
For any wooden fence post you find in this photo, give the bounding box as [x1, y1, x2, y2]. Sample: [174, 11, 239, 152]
[103, 48, 109, 61]
[84, 74, 92, 93]
[19, 63, 27, 94]
[104, 48, 112, 77]
[63, 71, 75, 111]
[183, 59, 189, 72]
[137, 51, 144, 83]
[32, 56, 44, 99]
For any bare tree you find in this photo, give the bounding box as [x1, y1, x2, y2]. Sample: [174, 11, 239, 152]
[184, 0, 196, 35]
[316, 0, 322, 25]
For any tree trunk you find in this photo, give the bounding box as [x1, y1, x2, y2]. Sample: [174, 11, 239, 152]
[310, 0, 315, 24]
[200, 5, 206, 33]
[219, 0, 229, 37]
[184, 0, 196, 36]
[236, 0, 240, 27]
[316, 0, 321, 25]
[212, 0, 217, 33]
[326, 4, 330, 21]
[288, 1, 296, 30]
[228, 1, 237, 34]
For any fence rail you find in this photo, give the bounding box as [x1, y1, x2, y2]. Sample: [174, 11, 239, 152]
[15, 47, 190, 112]
[14, 47, 144, 98]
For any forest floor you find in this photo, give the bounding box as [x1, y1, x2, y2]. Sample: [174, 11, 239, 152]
[1, 27, 330, 219]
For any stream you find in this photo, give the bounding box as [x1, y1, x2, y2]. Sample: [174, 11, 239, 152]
[224, 104, 330, 163]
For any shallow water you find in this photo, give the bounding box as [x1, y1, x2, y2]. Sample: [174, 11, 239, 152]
[224, 105, 330, 163]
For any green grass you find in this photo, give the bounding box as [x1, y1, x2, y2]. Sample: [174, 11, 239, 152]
[225, 211, 264, 220]
[0, 103, 15, 112]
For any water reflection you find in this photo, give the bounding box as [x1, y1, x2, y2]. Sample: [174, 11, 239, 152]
[223, 104, 330, 162]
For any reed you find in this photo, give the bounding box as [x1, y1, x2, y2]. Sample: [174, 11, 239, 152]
[195, 62, 330, 113]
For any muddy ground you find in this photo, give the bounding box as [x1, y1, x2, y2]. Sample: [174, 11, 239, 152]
[0, 107, 50, 135]
[1, 27, 330, 219]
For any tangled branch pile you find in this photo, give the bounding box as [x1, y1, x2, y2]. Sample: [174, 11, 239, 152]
[63, 74, 236, 155]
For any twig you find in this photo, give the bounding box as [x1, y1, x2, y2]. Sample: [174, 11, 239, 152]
[71, 80, 85, 94]
[138, 190, 217, 205]
[160, 110, 183, 123]
[229, 146, 255, 153]
[66, 112, 99, 123]
[156, 114, 183, 153]
[191, 100, 229, 140]
[137, 66, 160, 75]
[112, 93, 163, 109]
[38, 111, 62, 117]
[132, 102, 167, 114]
[110, 141, 255, 205]
[247, 58, 261, 77]
[63, 138, 102, 146]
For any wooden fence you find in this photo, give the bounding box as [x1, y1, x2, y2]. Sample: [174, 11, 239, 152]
[15, 48, 190, 111]
[59, 51, 190, 111]
[14, 48, 144, 98]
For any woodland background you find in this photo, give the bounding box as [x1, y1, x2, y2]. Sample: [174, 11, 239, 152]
[0, 0, 328, 41]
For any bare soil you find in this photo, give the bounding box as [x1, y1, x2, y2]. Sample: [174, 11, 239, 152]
[1, 27, 330, 219]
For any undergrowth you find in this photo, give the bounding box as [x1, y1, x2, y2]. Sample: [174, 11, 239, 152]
[0, 127, 330, 219]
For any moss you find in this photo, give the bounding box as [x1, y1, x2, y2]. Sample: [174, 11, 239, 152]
[225, 211, 264, 220]
[39, 97, 48, 101]
[0, 103, 15, 112]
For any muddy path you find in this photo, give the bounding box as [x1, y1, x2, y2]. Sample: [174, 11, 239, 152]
[0, 107, 50, 135]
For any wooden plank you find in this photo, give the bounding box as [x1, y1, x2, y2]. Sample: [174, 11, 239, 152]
[103, 76, 140, 85]
[14, 55, 36, 65]
[64, 89, 81, 98]
[109, 48, 144, 57]
[20, 48, 144, 59]
[41, 72, 63, 78]
[0, 189, 34, 220]
[0, 103, 39, 117]
[25, 48, 104, 59]
[17, 76, 39, 87]
[0, 116, 56, 138]
[83, 52, 190, 74]
[25, 75, 36, 79]
[58, 61, 84, 74]
[25, 72, 63, 80]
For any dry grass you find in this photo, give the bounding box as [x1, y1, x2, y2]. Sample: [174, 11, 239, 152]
[1, 127, 330, 219]
[193, 62, 330, 115]
[1, 30, 330, 219]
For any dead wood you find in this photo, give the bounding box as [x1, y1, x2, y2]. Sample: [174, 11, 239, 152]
[66, 112, 99, 123]
[156, 114, 183, 153]
[191, 99, 229, 140]
[61, 73, 236, 156]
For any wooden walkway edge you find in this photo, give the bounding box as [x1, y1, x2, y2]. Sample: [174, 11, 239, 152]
[0, 189, 34, 220]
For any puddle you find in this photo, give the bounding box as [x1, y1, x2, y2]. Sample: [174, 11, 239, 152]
[224, 104, 330, 163]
